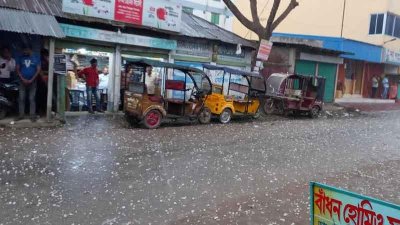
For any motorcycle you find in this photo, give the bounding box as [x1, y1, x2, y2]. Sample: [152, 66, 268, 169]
[0, 80, 19, 119]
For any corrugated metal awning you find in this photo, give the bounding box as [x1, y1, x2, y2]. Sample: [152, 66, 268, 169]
[0, 8, 65, 38]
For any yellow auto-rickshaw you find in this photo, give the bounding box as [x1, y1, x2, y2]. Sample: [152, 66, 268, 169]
[203, 64, 266, 124]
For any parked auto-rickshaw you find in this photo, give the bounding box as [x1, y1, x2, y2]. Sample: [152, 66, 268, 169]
[203, 64, 266, 123]
[123, 59, 212, 129]
[263, 73, 326, 118]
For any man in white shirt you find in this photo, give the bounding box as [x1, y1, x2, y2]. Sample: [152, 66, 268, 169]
[98, 67, 109, 91]
[0, 46, 16, 83]
[145, 66, 158, 95]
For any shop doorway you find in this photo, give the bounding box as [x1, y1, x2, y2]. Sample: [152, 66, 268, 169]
[295, 60, 337, 103]
[344, 60, 364, 96]
[353, 62, 364, 95]
[317, 63, 337, 103]
[59, 47, 112, 112]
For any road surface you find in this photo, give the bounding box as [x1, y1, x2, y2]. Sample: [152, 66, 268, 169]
[0, 112, 399, 225]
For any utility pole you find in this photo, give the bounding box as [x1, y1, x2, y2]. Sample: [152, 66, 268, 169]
[340, 0, 347, 37]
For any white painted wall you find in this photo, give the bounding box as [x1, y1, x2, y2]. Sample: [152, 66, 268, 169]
[181, 0, 234, 31]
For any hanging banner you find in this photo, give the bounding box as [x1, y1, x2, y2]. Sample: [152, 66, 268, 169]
[142, 0, 182, 32]
[62, 0, 182, 32]
[310, 182, 400, 225]
[62, 0, 115, 20]
[114, 0, 143, 24]
[256, 39, 273, 61]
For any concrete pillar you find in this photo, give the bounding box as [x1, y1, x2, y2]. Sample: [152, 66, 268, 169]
[113, 45, 122, 112]
[46, 38, 55, 122]
[288, 48, 296, 73]
[57, 74, 66, 122]
[107, 52, 115, 112]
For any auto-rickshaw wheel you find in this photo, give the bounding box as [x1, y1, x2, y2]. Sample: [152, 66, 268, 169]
[263, 99, 274, 115]
[143, 109, 162, 129]
[219, 108, 232, 124]
[198, 107, 212, 124]
[309, 106, 321, 119]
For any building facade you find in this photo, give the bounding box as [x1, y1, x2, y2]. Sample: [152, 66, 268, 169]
[181, 0, 233, 31]
[233, 0, 400, 101]
[0, 0, 254, 121]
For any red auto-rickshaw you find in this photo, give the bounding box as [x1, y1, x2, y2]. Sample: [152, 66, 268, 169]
[263, 73, 326, 118]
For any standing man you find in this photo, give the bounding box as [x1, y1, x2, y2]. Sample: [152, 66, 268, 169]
[371, 75, 379, 98]
[98, 66, 109, 111]
[0, 46, 16, 83]
[78, 58, 103, 113]
[145, 66, 157, 95]
[98, 67, 109, 91]
[381, 75, 389, 99]
[16, 44, 41, 121]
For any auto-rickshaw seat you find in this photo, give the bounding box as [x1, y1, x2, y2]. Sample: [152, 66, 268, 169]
[149, 95, 163, 103]
[165, 98, 186, 104]
[166, 80, 185, 91]
[229, 83, 249, 94]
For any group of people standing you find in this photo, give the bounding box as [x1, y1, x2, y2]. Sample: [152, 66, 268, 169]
[0, 44, 42, 121]
[0, 44, 111, 120]
[371, 75, 390, 99]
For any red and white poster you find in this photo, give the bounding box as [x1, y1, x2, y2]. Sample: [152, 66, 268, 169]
[257, 39, 273, 61]
[114, 0, 143, 25]
[62, 0, 182, 32]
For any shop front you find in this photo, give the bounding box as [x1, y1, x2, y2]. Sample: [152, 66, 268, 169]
[261, 46, 292, 79]
[58, 23, 177, 113]
[0, 7, 65, 121]
[214, 44, 252, 71]
[381, 49, 400, 100]
[295, 52, 343, 103]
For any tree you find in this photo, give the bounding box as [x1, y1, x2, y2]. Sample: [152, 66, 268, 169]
[223, 0, 299, 41]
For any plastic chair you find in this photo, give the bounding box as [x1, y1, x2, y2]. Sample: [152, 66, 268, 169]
[69, 90, 86, 111]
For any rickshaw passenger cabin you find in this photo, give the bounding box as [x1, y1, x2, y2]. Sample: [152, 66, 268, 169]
[124, 59, 212, 129]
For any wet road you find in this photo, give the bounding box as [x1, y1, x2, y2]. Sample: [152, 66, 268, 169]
[0, 112, 400, 225]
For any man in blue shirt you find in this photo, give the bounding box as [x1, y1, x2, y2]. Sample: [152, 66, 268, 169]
[16, 44, 41, 121]
[381, 76, 390, 99]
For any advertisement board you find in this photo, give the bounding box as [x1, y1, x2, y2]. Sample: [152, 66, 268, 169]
[142, 0, 182, 32]
[62, 0, 115, 21]
[256, 39, 273, 61]
[383, 48, 400, 66]
[62, 0, 182, 32]
[60, 23, 177, 50]
[310, 182, 400, 225]
[54, 54, 67, 75]
[114, 0, 143, 24]
[175, 40, 212, 60]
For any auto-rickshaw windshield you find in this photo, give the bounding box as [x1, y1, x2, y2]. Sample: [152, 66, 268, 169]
[190, 71, 212, 93]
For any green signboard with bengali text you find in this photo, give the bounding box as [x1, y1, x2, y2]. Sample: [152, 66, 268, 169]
[310, 182, 400, 225]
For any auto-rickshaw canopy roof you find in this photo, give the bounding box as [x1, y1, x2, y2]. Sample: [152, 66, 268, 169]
[126, 59, 205, 74]
[266, 73, 326, 96]
[202, 64, 262, 78]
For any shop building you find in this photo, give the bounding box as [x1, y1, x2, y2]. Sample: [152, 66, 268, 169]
[0, 6, 65, 121]
[171, 12, 255, 70]
[261, 37, 344, 103]
[272, 34, 398, 102]
[0, 0, 255, 120]
[232, 0, 400, 102]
